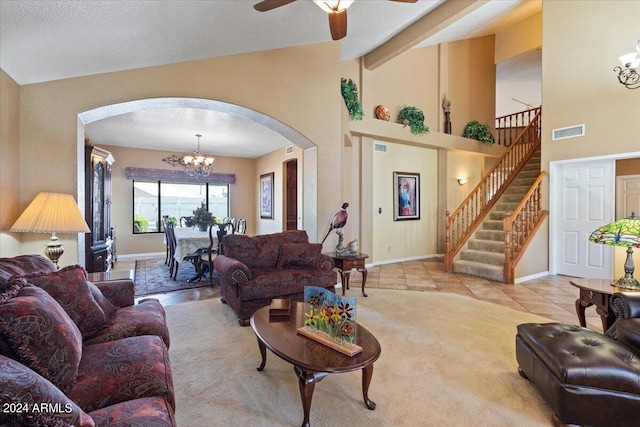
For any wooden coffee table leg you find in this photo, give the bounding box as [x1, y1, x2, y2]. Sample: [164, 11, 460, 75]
[361, 364, 376, 410]
[256, 338, 267, 371]
[294, 367, 325, 427]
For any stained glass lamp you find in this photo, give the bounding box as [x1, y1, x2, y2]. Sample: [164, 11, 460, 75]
[589, 212, 640, 290]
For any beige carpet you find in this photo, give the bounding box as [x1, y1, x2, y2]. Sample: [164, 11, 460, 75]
[165, 289, 554, 426]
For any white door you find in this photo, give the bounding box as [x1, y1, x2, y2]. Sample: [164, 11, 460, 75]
[617, 175, 640, 219]
[554, 159, 615, 278]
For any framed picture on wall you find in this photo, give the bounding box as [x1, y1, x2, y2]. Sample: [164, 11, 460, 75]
[393, 172, 420, 221]
[260, 172, 274, 219]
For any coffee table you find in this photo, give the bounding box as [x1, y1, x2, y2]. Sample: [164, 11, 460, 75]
[250, 302, 381, 427]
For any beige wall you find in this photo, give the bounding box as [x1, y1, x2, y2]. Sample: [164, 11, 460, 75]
[495, 12, 542, 64]
[541, 0, 640, 279]
[100, 144, 256, 256]
[8, 42, 342, 267]
[446, 151, 484, 211]
[0, 70, 22, 256]
[372, 141, 439, 262]
[255, 144, 304, 235]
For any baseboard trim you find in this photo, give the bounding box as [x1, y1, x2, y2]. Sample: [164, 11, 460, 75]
[514, 271, 550, 284]
[117, 252, 165, 260]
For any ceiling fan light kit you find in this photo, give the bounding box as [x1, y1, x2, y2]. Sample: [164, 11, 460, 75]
[254, 0, 416, 41]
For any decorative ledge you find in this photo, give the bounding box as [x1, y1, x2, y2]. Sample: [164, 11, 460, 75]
[125, 167, 236, 184]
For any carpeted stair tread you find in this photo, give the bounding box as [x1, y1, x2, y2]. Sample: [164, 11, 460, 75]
[452, 259, 504, 281]
[476, 229, 505, 241]
[483, 220, 504, 230]
[468, 239, 505, 253]
[459, 249, 505, 265]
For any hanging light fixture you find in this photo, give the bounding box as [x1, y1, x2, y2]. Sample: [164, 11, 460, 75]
[312, 0, 354, 13]
[183, 134, 214, 179]
[614, 40, 640, 89]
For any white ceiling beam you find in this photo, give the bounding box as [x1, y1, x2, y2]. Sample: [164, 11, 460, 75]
[363, 0, 488, 70]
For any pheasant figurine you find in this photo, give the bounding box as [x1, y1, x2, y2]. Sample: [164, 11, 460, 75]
[320, 202, 349, 244]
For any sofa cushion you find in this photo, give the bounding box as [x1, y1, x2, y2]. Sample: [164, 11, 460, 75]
[87, 281, 118, 318]
[277, 243, 323, 269]
[67, 335, 174, 413]
[239, 268, 336, 301]
[88, 396, 176, 427]
[223, 230, 309, 269]
[22, 265, 111, 337]
[84, 298, 170, 349]
[0, 354, 95, 427]
[0, 281, 83, 392]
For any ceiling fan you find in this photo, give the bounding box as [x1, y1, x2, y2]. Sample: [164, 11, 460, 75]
[254, 0, 418, 41]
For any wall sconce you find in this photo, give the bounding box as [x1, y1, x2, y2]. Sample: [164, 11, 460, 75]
[614, 40, 640, 89]
[457, 178, 468, 186]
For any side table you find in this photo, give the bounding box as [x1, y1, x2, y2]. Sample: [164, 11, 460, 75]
[569, 278, 633, 332]
[326, 252, 369, 297]
[87, 269, 135, 283]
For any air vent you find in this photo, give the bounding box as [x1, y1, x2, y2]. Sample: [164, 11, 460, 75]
[552, 124, 585, 141]
[374, 143, 388, 153]
[284, 145, 294, 155]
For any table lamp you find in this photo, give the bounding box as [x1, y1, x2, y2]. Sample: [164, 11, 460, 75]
[589, 212, 640, 290]
[10, 192, 90, 269]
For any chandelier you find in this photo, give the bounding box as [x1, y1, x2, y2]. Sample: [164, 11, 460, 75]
[184, 134, 215, 179]
[614, 40, 640, 89]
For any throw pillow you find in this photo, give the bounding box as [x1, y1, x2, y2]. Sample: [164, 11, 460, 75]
[87, 281, 117, 318]
[0, 355, 94, 427]
[23, 265, 110, 337]
[277, 243, 322, 269]
[0, 281, 83, 392]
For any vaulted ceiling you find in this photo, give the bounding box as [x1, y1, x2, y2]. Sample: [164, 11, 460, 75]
[0, 0, 541, 157]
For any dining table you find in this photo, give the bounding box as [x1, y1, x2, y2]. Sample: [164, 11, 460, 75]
[173, 227, 218, 281]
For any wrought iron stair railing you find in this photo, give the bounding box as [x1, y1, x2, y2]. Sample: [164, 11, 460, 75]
[444, 109, 542, 272]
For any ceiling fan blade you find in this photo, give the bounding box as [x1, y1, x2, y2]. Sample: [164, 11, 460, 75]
[328, 10, 347, 40]
[254, 0, 297, 12]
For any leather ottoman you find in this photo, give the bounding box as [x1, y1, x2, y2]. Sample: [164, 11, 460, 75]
[515, 322, 640, 427]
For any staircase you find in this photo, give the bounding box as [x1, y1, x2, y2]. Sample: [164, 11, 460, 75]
[445, 107, 547, 283]
[452, 149, 541, 281]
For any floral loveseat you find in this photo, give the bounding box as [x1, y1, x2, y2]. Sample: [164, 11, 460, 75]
[214, 230, 337, 325]
[0, 255, 175, 426]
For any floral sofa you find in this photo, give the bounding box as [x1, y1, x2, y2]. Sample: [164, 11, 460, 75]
[214, 230, 337, 325]
[0, 255, 175, 426]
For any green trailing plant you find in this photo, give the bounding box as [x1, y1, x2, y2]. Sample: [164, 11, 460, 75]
[340, 78, 364, 121]
[397, 106, 429, 135]
[462, 120, 494, 145]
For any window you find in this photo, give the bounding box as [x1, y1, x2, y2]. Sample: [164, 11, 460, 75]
[133, 180, 229, 234]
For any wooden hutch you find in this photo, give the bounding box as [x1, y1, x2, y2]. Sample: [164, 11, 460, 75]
[85, 141, 115, 273]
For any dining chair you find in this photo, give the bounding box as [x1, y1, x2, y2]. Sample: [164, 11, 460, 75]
[165, 221, 178, 277]
[162, 215, 170, 266]
[235, 218, 247, 234]
[200, 221, 235, 285]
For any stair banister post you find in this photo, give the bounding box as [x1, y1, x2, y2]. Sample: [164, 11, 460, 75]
[503, 212, 513, 284]
[445, 210, 452, 271]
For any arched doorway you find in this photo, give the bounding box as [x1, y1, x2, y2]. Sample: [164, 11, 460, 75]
[76, 97, 318, 264]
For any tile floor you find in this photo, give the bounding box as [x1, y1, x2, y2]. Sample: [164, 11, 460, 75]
[118, 255, 604, 332]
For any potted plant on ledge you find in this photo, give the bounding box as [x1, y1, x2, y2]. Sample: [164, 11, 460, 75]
[397, 106, 429, 135]
[462, 120, 494, 145]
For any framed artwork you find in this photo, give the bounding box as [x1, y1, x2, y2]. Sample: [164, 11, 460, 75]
[394, 172, 420, 221]
[260, 172, 274, 219]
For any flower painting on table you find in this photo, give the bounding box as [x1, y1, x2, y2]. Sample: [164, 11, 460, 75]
[302, 286, 357, 346]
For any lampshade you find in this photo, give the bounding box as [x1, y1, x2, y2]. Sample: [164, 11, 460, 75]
[10, 192, 90, 269]
[589, 212, 640, 289]
[10, 192, 90, 234]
